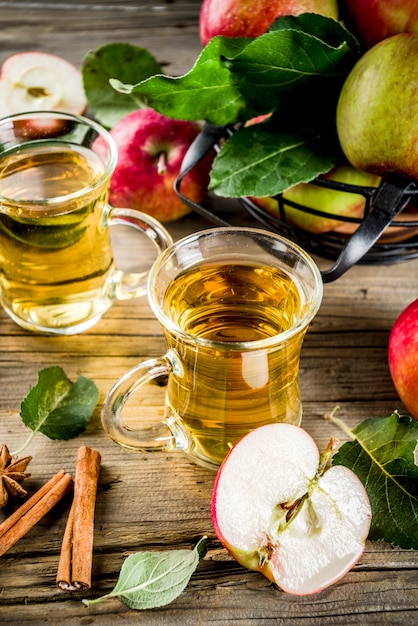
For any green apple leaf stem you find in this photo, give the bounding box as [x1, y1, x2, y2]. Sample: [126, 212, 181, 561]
[83, 537, 207, 610]
[329, 410, 418, 549]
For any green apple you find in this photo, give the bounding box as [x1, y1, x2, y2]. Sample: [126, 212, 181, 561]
[336, 33, 418, 181]
[251, 165, 381, 234]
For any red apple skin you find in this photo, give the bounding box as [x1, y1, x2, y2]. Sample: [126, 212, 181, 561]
[199, 0, 339, 45]
[336, 33, 418, 182]
[107, 109, 212, 223]
[344, 0, 418, 49]
[389, 299, 418, 420]
[250, 165, 381, 234]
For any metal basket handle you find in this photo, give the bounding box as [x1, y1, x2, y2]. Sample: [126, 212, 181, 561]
[175, 124, 417, 282]
[174, 124, 232, 226]
[320, 176, 416, 282]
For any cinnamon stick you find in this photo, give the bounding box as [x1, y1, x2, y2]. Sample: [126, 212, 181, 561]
[0, 470, 73, 557]
[56, 446, 101, 591]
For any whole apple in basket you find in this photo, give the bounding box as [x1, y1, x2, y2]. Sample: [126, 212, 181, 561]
[336, 33, 418, 183]
[107, 109, 213, 223]
[344, 0, 418, 50]
[199, 0, 339, 45]
[389, 299, 418, 420]
[251, 164, 381, 234]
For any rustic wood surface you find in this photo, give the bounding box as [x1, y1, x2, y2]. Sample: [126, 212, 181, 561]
[0, 2, 417, 624]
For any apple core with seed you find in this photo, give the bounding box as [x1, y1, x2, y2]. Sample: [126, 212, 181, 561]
[212, 423, 372, 595]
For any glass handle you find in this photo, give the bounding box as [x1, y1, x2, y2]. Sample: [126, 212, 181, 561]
[107, 207, 173, 299]
[101, 357, 176, 452]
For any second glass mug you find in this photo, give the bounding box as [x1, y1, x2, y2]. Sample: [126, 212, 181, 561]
[0, 111, 173, 334]
[102, 227, 323, 470]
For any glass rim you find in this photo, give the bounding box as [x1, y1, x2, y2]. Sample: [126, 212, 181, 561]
[148, 226, 324, 351]
[0, 110, 118, 210]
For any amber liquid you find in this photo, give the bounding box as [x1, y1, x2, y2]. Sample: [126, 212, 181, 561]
[163, 262, 306, 468]
[0, 144, 115, 333]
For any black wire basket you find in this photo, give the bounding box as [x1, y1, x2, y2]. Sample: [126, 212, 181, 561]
[175, 124, 418, 283]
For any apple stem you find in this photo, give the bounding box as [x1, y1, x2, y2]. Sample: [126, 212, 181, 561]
[157, 152, 167, 175]
[317, 437, 339, 478]
[325, 405, 356, 440]
[278, 437, 339, 528]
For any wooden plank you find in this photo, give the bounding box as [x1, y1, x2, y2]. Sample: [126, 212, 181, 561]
[0, 2, 417, 623]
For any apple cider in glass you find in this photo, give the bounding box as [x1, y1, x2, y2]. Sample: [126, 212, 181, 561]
[101, 228, 323, 471]
[0, 144, 115, 332]
[162, 261, 304, 466]
[0, 111, 172, 335]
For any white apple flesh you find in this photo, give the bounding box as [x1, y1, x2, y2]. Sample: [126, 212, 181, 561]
[0, 52, 87, 117]
[212, 423, 372, 595]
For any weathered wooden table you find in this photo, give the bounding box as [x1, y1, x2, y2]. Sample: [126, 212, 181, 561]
[0, 2, 417, 624]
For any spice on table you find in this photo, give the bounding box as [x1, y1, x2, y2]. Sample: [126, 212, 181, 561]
[0, 444, 32, 508]
[0, 469, 73, 556]
[57, 446, 101, 591]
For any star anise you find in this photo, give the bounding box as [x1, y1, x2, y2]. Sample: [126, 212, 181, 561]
[0, 444, 32, 508]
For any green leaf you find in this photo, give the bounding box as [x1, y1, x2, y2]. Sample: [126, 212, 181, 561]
[113, 37, 253, 126]
[82, 42, 162, 127]
[20, 366, 99, 441]
[83, 537, 207, 610]
[209, 123, 338, 197]
[332, 411, 418, 549]
[225, 18, 359, 114]
[270, 12, 359, 53]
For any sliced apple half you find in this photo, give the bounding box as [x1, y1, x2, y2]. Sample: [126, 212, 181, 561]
[212, 423, 372, 596]
[0, 51, 87, 117]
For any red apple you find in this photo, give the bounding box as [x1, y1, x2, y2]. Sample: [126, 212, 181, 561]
[212, 423, 372, 595]
[389, 299, 418, 420]
[199, 0, 339, 46]
[344, 0, 418, 49]
[0, 52, 87, 117]
[250, 165, 381, 234]
[336, 33, 418, 183]
[106, 109, 213, 223]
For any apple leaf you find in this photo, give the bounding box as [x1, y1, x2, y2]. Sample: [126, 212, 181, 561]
[20, 366, 99, 442]
[225, 16, 359, 113]
[331, 411, 418, 549]
[83, 537, 207, 610]
[82, 42, 162, 127]
[113, 36, 253, 126]
[209, 122, 338, 197]
[109, 13, 358, 196]
[270, 12, 359, 52]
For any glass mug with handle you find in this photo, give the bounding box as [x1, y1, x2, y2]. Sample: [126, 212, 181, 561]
[102, 227, 323, 470]
[0, 111, 173, 334]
